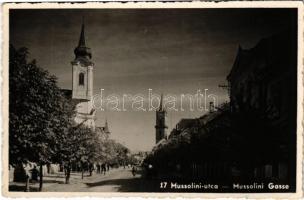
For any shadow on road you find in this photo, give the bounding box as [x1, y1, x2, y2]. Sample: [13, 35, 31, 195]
[9, 185, 39, 192]
[42, 179, 65, 184]
[86, 177, 160, 192]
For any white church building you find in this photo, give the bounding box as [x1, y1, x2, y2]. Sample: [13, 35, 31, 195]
[69, 22, 96, 130]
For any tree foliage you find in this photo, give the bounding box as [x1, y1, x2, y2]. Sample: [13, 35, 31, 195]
[99, 139, 130, 165]
[56, 124, 100, 165]
[9, 45, 71, 166]
[9, 45, 131, 186]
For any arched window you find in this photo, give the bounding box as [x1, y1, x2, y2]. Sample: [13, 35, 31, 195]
[79, 73, 84, 85]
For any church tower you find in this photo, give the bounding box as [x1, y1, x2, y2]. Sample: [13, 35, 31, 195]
[71, 21, 95, 130]
[104, 118, 110, 135]
[155, 94, 168, 144]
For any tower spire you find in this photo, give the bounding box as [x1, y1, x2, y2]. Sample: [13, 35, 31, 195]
[78, 17, 86, 47]
[104, 117, 110, 134]
[159, 93, 163, 111]
[74, 17, 92, 60]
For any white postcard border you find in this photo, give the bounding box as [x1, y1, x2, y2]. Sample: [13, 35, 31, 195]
[1, 1, 303, 198]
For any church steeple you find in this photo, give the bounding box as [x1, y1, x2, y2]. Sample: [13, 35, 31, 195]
[159, 93, 164, 111]
[71, 19, 95, 130]
[155, 93, 167, 144]
[74, 18, 92, 60]
[78, 22, 86, 47]
[104, 118, 110, 134]
[71, 19, 94, 101]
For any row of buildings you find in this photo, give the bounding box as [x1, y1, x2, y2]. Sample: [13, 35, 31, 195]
[149, 29, 297, 190]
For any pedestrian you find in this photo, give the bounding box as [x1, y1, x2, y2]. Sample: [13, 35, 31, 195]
[101, 163, 106, 175]
[97, 164, 101, 174]
[132, 165, 136, 177]
[89, 163, 94, 176]
[23, 163, 31, 192]
[30, 166, 39, 181]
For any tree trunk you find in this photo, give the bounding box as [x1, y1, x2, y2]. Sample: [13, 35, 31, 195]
[39, 164, 43, 191]
[65, 166, 71, 184]
[89, 164, 92, 177]
[47, 163, 50, 174]
[81, 162, 84, 179]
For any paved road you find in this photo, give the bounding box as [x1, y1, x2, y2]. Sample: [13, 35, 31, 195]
[44, 167, 159, 192]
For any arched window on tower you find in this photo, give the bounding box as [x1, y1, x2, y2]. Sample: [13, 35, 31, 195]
[79, 73, 84, 85]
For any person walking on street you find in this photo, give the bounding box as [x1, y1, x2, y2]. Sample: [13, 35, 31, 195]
[101, 163, 106, 175]
[132, 165, 136, 177]
[30, 166, 39, 181]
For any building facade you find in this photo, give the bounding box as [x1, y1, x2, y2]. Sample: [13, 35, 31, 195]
[227, 29, 297, 185]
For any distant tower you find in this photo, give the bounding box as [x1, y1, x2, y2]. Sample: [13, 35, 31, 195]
[104, 118, 110, 135]
[155, 94, 168, 144]
[71, 20, 95, 130]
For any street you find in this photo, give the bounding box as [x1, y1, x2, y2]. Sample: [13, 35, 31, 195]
[9, 167, 160, 192]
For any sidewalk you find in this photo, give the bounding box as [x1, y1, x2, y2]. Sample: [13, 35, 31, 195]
[9, 167, 123, 192]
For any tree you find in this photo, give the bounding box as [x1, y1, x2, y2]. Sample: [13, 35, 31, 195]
[9, 45, 130, 189]
[100, 139, 130, 167]
[9, 45, 71, 191]
[55, 124, 100, 183]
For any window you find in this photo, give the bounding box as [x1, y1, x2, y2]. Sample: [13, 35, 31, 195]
[79, 73, 84, 85]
